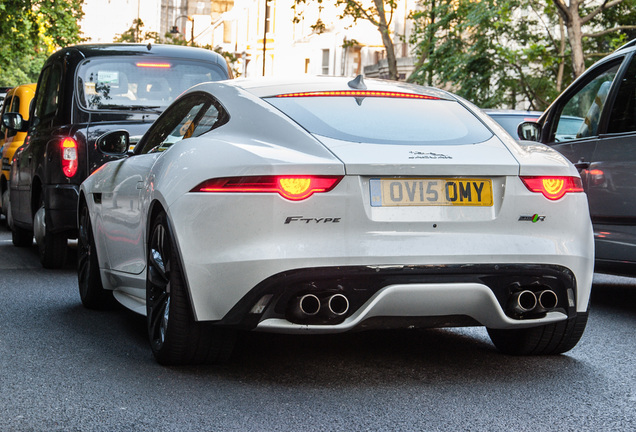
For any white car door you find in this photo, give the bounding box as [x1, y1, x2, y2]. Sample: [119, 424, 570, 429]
[100, 153, 159, 274]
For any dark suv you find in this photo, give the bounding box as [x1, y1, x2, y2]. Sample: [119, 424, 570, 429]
[519, 39, 636, 275]
[3, 44, 231, 268]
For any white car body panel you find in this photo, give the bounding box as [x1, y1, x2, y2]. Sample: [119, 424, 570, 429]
[79, 77, 594, 340]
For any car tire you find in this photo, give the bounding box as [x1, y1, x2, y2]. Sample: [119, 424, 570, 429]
[78, 203, 114, 309]
[487, 311, 588, 355]
[34, 200, 67, 269]
[11, 224, 33, 247]
[146, 211, 235, 365]
[1, 189, 8, 223]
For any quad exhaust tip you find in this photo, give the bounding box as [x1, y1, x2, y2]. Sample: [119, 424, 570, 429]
[289, 292, 350, 322]
[324, 294, 349, 317]
[508, 288, 559, 317]
[298, 294, 321, 316]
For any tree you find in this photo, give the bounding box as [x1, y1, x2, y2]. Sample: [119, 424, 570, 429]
[552, 0, 636, 78]
[409, 0, 562, 109]
[409, 0, 636, 109]
[0, 0, 84, 86]
[293, 0, 400, 80]
[114, 19, 164, 44]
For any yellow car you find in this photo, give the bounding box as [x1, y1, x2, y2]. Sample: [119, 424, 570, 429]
[0, 83, 36, 219]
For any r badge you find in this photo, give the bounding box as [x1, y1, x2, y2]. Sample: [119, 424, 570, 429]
[519, 214, 546, 223]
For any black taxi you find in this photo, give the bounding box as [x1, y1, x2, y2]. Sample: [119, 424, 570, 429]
[2, 43, 231, 268]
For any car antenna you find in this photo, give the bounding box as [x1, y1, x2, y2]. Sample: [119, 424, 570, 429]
[348, 75, 367, 105]
[347, 74, 367, 90]
[147, 43, 152, 51]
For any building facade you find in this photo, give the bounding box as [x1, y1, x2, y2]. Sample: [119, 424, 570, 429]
[211, 0, 417, 79]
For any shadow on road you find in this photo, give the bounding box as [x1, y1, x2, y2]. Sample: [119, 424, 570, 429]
[591, 273, 636, 314]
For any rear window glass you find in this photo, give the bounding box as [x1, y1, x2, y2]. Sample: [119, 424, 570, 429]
[76, 56, 226, 111]
[266, 96, 493, 145]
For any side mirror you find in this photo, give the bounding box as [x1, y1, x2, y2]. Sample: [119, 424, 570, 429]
[97, 130, 130, 155]
[517, 121, 541, 141]
[2, 112, 29, 132]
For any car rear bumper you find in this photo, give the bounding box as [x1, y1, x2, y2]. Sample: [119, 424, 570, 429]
[44, 184, 79, 236]
[214, 264, 580, 332]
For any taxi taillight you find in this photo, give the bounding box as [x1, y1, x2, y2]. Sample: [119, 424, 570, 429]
[61, 137, 78, 178]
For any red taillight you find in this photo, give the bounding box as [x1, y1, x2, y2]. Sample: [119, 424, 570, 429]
[520, 176, 584, 200]
[191, 175, 343, 201]
[136, 62, 171, 68]
[275, 91, 440, 100]
[588, 168, 605, 187]
[61, 137, 78, 178]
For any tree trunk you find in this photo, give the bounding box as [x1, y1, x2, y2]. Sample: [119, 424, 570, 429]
[566, 16, 586, 78]
[374, 0, 398, 80]
[556, 16, 566, 92]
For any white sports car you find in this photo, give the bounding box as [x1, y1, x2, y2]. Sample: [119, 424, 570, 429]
[78, 76, 594, 365]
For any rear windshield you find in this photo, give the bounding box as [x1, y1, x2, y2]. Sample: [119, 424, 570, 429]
[266, 95, 493, 145]
[76, 56, 227, 111]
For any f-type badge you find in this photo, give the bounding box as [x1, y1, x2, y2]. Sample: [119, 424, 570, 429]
[519, 214, 546, 223]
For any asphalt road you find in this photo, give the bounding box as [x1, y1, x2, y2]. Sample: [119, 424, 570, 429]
[1, 228, 635, 431]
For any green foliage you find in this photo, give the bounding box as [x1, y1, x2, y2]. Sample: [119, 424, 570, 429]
[114, 19, 161, 43]
[409, 0, 636, 109]
[0, 0, 84, 86]
[409, 0, 567, 109]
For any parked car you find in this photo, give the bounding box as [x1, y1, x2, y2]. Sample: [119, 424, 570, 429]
[2, 43, 232, 268]
[484, 109, 542, 138]
[0, 83, 36, 221]
[518, 39, 636, 276]
[78, 75, 593, 365]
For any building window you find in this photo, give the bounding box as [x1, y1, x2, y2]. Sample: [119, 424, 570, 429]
[322, 49, 329, 75]
[305, 58, 310, 74]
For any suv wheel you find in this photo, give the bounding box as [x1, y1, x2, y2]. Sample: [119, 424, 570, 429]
[34, 201, 67, 269]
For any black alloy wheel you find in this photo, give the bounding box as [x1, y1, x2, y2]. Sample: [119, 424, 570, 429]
[146, 211, 235, 365]
[77, 203, 114, 309]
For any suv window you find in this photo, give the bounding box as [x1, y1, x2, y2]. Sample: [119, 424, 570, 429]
[553, 62, 621, 142]
[607, 56, 636, 134]
[76, 57, 227, 111]
[266, 96, 493, 145]
[33, 65, 62, 122]
[137, 93, 228, 154]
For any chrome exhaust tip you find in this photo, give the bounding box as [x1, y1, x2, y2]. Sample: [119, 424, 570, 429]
[509, 290, 537, 315]
[326, 294, 349, 317]
[536, 290, 559, 312]
[298, 294, 321, 316]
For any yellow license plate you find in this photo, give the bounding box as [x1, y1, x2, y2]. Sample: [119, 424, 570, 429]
[370, 178, 493, 207]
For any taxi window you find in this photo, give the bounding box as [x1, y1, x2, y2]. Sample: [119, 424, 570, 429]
[76, 57, 227, 111]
